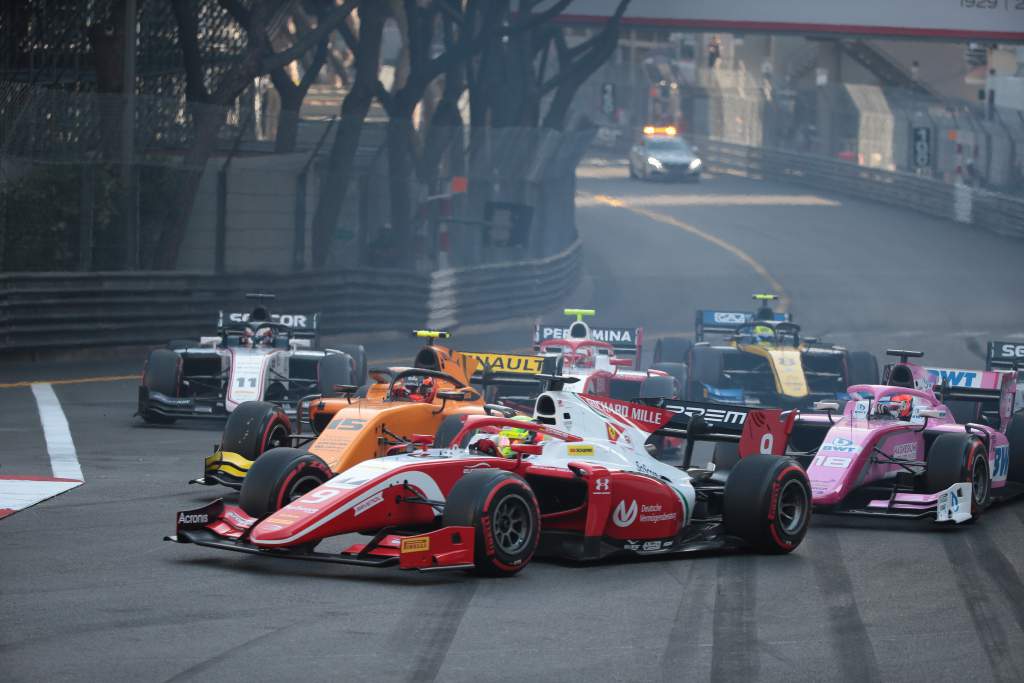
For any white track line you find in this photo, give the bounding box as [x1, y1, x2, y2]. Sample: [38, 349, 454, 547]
[31, 383, 83, 480]
[0, 384, 84, 519]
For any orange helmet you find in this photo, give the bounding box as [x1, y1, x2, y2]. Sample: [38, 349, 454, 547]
[891, 394, 914, 420]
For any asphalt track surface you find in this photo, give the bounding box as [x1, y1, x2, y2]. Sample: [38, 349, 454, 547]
[4, 163, 1024, 682]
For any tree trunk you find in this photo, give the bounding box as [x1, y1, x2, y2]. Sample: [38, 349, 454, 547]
[386, 112, 416, 266]
[308, 2, 385, 268]
[153, 105, 225, 269]
[274, 90, 302, 153]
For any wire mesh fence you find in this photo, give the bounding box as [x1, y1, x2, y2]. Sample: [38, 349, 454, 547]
[0, 82, 591, 274]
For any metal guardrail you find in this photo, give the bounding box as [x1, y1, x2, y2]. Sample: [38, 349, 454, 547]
[691, 136, 1024, 239]
[0, 239, 582, 352]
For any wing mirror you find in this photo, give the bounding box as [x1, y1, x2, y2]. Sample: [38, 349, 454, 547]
[409, 434, 434, 446]
[510, 444, 542, 456]
[917, 408, 944, 419]
[813, 401, 840, 412]
[610, 358, 633, 367]
[438, 390, 468, 401]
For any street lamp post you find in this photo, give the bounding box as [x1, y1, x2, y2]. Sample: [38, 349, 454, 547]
[121, 0, 137, 269]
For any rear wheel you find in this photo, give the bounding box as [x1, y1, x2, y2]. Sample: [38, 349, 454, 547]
[317, 353, 354, 395]
[688, 346, 724, 397]
[140, 349, 181, 424]
[926, 433, 990, 515]
[846, 351, 879, 386]
[434, 414, 470, 448]
[639, 374, 676, 400]
[442, 470, 540, 576]
[724, 455, 810, 554]
[1006, 412, 1024, 483]
[651, 362, 688, 398]
[333, 344, 368, 385]
[654, 337, 692, 364]
[221, 401, 291, 462]
[239, 447, 333, 517]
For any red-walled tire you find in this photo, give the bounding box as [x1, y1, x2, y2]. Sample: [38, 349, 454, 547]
[239, 447, 333, 517]
[724, 455, 811, 554]
[442, 470, 540, 576]
[221, 401, 292, 462]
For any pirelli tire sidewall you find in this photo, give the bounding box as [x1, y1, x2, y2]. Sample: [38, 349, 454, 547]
[442, 470, 540, 576]
[239, 447, 333, 518]
[724, 455, 811, 554]
[221, 401, 292, 462]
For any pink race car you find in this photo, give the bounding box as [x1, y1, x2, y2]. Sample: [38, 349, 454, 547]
[715, 350, 1024, 523]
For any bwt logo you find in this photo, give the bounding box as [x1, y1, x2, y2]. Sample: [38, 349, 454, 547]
[927, 368, 980, 388]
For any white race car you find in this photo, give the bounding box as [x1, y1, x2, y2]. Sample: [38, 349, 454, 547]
[137, 293, 367, 424]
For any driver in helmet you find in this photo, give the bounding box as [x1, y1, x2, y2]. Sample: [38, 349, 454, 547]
[875, 394, 914, 420]
[496, 416, 542, 457]
[404, 375, 437, 403]
[752, 324, 775, 344]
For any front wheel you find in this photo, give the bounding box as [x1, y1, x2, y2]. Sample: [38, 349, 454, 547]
[239, 447, 334, 517]
[724, 455, 811, 554]
[927, 433, 990, 515]
[442, 470, 540, 576]
[221, 401, 291, 461]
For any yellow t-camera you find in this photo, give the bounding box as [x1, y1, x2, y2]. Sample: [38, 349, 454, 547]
[412, 330, 451, 339]
[563, 308, 596, 322]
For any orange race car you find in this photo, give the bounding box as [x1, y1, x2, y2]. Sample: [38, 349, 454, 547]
[195, 331, 547, 516]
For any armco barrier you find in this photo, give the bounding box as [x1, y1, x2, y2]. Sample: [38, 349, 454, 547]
[691, 136, 1024, 239]
[0, 240, 582, 352]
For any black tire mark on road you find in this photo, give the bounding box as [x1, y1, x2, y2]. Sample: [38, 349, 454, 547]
[659, 558, 715, 681]
[162, 623, 296, 683]
[942, 532, 1019, 682]
[809, 529, 881, 683]
[966, 525, 1024, 637]
[710, 556, 758, 681]
[390, 580, 479, 682]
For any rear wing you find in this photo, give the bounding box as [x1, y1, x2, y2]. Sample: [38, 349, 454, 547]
[218, 311, 320, 338]
[582, 395, 792, 461]
[986, 341, 1024, 372]
[532, 322, 643, 361]
[466, 352, 558, 406]
[694, 309, 790, 342]
[924, 366, 1017, 430]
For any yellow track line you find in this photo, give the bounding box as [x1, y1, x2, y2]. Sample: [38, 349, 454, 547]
[0, 375, 138, 390]
[588, 193, 791, 311]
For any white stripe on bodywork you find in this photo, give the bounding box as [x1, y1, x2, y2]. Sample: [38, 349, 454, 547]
[256, 469, 444, 546]
[31, 383, 83, 480]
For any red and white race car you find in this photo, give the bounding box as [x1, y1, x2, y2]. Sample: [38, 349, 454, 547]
[533, 309, 684, 401]
[167, 382, 811, 576]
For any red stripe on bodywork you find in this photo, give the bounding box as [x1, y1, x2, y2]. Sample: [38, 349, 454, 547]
[0, 475, 82, 483]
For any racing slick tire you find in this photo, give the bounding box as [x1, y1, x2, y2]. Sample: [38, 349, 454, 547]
[1006, 412, 1024, 483]
[846, 351, 879, 386]
[628, 161, 638, 179]
[333, 344, 368, 385]
[926, 433, 991, 515]
[651, 362, 688, 398]
[639, 374, 676, 400]
[442, 470, 540, 576]
[724, 455, 811, 554]
[687, 346, 724, 398]
[434, 414, 470, 448]
[317, 352, 354, 395]
[653, 337, 692, 364]
[221, 401, 292, 463]
[239, 447, 334, 517]
[140, 349, 181, 424]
